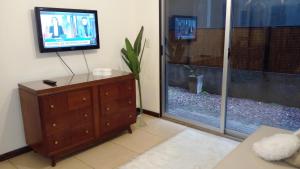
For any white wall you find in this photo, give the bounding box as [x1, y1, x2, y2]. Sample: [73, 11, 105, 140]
[132, 0, 161, 114]
[0, 0, 140, 154]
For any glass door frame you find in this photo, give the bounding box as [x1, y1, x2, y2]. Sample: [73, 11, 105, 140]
[160, 0, 236, 135]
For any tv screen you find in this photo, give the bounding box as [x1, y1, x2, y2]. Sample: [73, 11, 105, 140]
[173, 16, 197, 40]
[35, 7, 100, 53]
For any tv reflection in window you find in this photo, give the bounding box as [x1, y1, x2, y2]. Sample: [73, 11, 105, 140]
[173, 16, 197, 41]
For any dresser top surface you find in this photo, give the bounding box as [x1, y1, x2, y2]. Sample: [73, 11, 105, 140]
[19, 70, 133, 92]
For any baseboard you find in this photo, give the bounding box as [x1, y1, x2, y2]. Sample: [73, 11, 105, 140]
[137, 108, 161, 117]
[0, 146, 31, 162]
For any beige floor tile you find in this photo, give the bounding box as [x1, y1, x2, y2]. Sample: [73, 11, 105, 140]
[112, 129, 165, 154]
[9, 152, 92, 169]
[9, 152, 51, 169]
[140, 114, 158, 123]
[142, 118, 186, 139]
[0, 161, 16, 169]
[75, 142, 137, 169]
[6, 116, 188, 169]
[47, 157, 92, 169]
[130, 115, 152, 130]
[131, 114, 163, 131]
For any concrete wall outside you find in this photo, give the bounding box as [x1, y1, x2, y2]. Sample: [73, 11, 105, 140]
[168, 63, 300, 108]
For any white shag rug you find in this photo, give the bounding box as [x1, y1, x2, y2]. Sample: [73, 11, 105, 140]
[119, 129, 239, 169]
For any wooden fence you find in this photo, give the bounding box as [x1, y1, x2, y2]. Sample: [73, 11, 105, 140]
[167, 27, 300, 74]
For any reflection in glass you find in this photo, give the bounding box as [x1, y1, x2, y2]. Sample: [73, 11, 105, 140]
[226, 0, 300, 134]
[165, 0, 226, 129]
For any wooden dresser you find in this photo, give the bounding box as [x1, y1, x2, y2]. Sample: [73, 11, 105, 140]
[18, 70, 136, 166]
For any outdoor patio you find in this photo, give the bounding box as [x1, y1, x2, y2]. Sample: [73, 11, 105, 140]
[167, 86, 300, 134]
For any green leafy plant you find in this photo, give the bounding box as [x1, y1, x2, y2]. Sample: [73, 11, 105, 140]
[121, 26, 146, 115]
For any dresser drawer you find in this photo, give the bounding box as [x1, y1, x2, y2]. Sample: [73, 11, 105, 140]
[72, 124, 94, 144]
[100, 80, 135, 100]
[41, 93, 68, 118]
[47, 131, 71, 152]
[100, 83, 119, 100]
[101, 112, 134, 134]
[120, 80, 135, 98]
[68, 89, 92, 111]
[101, 97, 135, 116]
[128, 112, 137, 124]
[45, 115, 72, 136]
[73, 108, 93, 126]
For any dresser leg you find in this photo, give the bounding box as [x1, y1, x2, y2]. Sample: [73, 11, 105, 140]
[51, 157, 56, 167]
[128, 126, 132, 134]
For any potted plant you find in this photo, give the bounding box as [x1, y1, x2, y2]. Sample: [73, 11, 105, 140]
[184, 65, 203, 94]
[121, 26, 146, 115]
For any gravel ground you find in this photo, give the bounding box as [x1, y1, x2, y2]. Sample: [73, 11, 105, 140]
[167, 87, 300, 134]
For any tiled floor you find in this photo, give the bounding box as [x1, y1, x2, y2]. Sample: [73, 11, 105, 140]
[1, 115, 187, 169]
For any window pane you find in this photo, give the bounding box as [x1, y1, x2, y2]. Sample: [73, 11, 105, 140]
[165, 0, 227, 129]
[226, 0, 300, 135]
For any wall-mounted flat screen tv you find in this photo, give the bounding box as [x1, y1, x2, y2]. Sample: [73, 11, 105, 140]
[172, 16, 197, 40]
[35, 7, 100, 53]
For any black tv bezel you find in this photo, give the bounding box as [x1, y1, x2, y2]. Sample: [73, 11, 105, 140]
[172, 15, 198, 41]
[34, 7, 100, 53]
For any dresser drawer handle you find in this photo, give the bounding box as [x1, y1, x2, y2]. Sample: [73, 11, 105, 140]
[85, 130, 89, 134]
[128, 87, 132, 90]
[128, 100, 132, 104]
[129, 114, 133, 118]
[84, 113, 88, 117]
[50, 105, 55, 109]
[54, 141, 59, 145]
[105, 92, 109, 96]
[82, 97, 87, 102]
[106, 122, 110, 126]
[52, 123, 57, 127]
[106, 107, 110, 111]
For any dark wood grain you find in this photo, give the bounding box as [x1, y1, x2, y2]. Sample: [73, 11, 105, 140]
[19, 70, 133, 95]
[67, 89, 92, 111]
[92, 86, 100, 139]
[19, 89, 46, 155]
[18, 70, 136, 167]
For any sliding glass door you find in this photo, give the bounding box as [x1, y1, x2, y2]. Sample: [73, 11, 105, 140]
[163, 0, 227, 130]
[225, 0, 300, 136]
[161, 0, 300, 137]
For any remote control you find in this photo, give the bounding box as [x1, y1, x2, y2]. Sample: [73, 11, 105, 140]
[43, 80, 57, 86]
